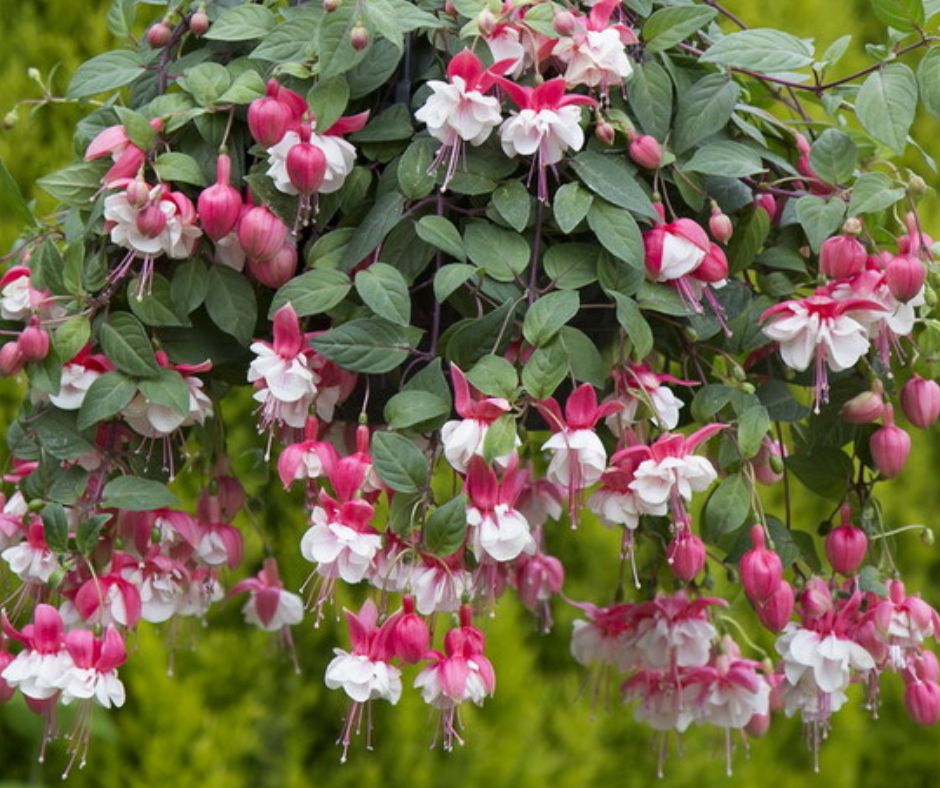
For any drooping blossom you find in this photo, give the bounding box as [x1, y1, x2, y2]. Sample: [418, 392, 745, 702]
[122, 352, 213, 440]
[276, 415, 339, 488]
[1, 605, 71, 700]
[56, 626, 127, 708]
[463, 456, 535, 563]
[47, 345, 112, 411]
[0, 267, 45, 321]
[84, 118, 162, 187]
[552, 0, 636, 91]
[230, 558, 304, 633]
[1, 519, 58, 584]
[605, 363, 696, 434]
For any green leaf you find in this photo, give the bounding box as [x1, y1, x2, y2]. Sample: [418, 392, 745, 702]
[350, 103, 413, 143]
[558, 326, 606, 387]
[692, 384, 735, 421]
[77, 371, 137, 429]
[809, 129, 857, 184]
[424, 495, 468, 556]
[703, 474, 751, 541]
[37, 161, 107, 206]
[355, 262, 411, 326]
[570, 152, 657, 218]
[482, 414, 517, 463]
[523, 291, 580, 346]
[795, 195, 847, 252]
[522, 341, 568, 399]
[319, 5, 371, 79]
[101, 476, 180, 511]
[170, 260, 209, 315]
[66, 50, 146, 98]
[728, 205, 771, 274]
[179, 62, 232, 108]
[270, 268, 351, 318]
[544, 244, 598, 290]
[250, 7, 320, 61]
[100, 312, 160, 378]
[700, 28, 815, 71]
[757, 379, 810, 422]
[138, 368, 191, 418]
[587, 200, 644, 268]
[114, 106, 156, 149]
[42, 503, 70, 552]
[308, 76, 350, 133]
[416, 216, 466, 260]
[492, 181, 531, 232]
[397, 140, 437, 199]
[106, 0, 136, 38]
[552, 182, 593, 233]
[0, 158, 36, 227]
[152, 152, 206, 186]
[53, 316, 91, 363]
[434, 264, 476, 302]
[738, 405, 771, 459]
[340, 192, 405, 270]
[859, 565, 887, 595]
[849, 172, 906, 216]
[129, 274, 190, 327]
[856, 63, 918, 154]
[365, 0, 404, 48]
[610, 292, 653, 358]
[372, 432, 427, 493]
[871, 0, 925, 31]
[466, 355, 518, 400]
[33, 409, 94, 461]
[917, 46, 940, 118]
[630, 62, 673, 140]
[204, 266, 257, 345]
[204, 4, 276, 41]
[673, 74, 741, 155]
[311, 318, 412, 373]
[786, 447, 854, 498]
[384, 390, 451, 430]
[76, 514, 111, 555]
[684, 142, 765, 177]
[642, 6, 717, 53]
[464, 221, 530, 282]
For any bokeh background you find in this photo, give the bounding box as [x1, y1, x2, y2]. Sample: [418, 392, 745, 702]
[2, 1, 940, 786]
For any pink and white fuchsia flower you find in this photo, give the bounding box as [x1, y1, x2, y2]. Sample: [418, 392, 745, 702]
[414, 49, 514, 187]
[0, 267, 45, 321]
[230, 558, 304, 632]
[277, 415, 339, 488]
[47, 345, 112, 411]
[463, 456, 535, 563]
[496, 77, 596, 200]
[440, 363, 514, 473]
[633, 593, 725, 669]
[552, 0, 636, 91]
[84, 118, 162, 187]
[606, 363, 696, 433]
[248, 303, 317, 432]
[2, 520, 58, 584]
[570, 602, 638, 670]
[56, 626, 127, 709]
[122, 352, 213, 439]
[536, 383, 622, 525]
[1, 605, 72, 700]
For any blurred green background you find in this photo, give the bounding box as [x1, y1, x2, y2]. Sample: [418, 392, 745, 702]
[2, 1, 940, 786]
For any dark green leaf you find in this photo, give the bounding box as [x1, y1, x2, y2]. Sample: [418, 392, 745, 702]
[522, 341, 568, 399]
[700, 28, 815, 71]
[269, 268, 351, 318]
[570, 152, 657, 219]
[101, 477, 180, 511]
[703, 474, 751, 541]
[204, 4, 276, 41]
[129, 274, 190, 327]
[100, 312, 160, 378]
[464, 221, 529, 282]
[138, 368, 192, 418]
[171, 260, 210, 315]
[66, 50, 146, 98]
[424, 495, 467, 556]
[610, 292, 653, 358]
[856, 63, 918, 154]
[340, 192, 405, 269]
[77, 371, 137, 429]
[673, 75, 741, 155]
[523, 291, 580, 346]
[466, 355, 518, 400]
[434, 264, 476, 302]
[849, 172, 906, 216]
[205, 266, 257, 345]
[738, 405, 771, 459]
[795, 195, 847, 252]
[809, 129, 857, 184]
[355, 262, 411, 326]
[308, 76, 350, 133]
[384, 390, 451, 430]
[871, 0, 925, 31]
[0, 158, 36, 227]
[684, 142, 765, 177]
[42, 503, 70, 552]
[587, 200, 644, 268]
[492, 181, 531, 232]
[372, 431, 427, 493]
[552, 182, 593, 233]
[154, 152, 206, 186]
[416, 215, 466, 260]
[311, 317, 412, 373]
[642, 6, 717, 53]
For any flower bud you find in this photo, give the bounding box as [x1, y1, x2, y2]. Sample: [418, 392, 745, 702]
[17, 320, 49, 362]
[745, 712, 771, 738]
[135, 203, 167, 238]
[247, 82, 293, 148]
[667, 530, 706, 582]
[198, 154, 243, 241]
[0, 341, 25, 376]
[901, 375, 940, 429]
[238, 205, 288, 263]
[189, 10, 210, 36]
[323, 0, 341, 10]
[755, 194, 777, 220]
[886, 253, 926, 302]
[753, 437, 785, 485]
[819, 234, 866, 279]
[147, 21, 172, 48]
[286, 127, 328, 196]
[756, 580, 794, 632]
[629, 135, 662, 170]
[693, 243, 729, 283]
[799, 577, 833, 620]
[709, 207, 733, 244]
[910, 174, 928, 195]
[247, 242, 297, 288]
[350, 23, 369, 51]
[553, 10, 577, 36]
[905, 680, 940, 726]
[825, 505, 867, 575]
[2, 110, 18, 130]
[870, 405, 911, 478]
[840, 381, 885, 424]
[392, 597, 430, 664]
[740, 525, 783, 603]
[914, 650, 940, 683]
[594, 120, 615, 146]
[126, 178, 151, 209]
[478, 8, 498, 35]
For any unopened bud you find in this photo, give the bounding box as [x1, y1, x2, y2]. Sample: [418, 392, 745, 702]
[910, 174, 928, 195]
[0, 342, 25, 375]
[2, 110, 18, 130]
[553, 10, 577, 36]
[147, 21, 173, 48]
[350, 22, 369, 51]
[17, 320, 49, 362]
[27, 68, 41, 83]
[628, 135, 662, 170]
[842, 217, 863, 235]
[709, 206, 734, 244]
[594, 120, 615, 146]
[478, 8, 498, 35]
[189, 10, 210, 36]
[323, 0, 341, 10]
[921, 527, 935, 546]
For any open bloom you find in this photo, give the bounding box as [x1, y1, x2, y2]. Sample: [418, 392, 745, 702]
[230, 558, 304, 632]
[570, 601, 638, 670]
[0, 267, 45, 321]
[48, 345, 112, 411]
[122, 352, 213, 438]
[2, 519, 58, 583]
[1, 605, 72, 700]
[277, 416, 339, 488]
[633, 593, 725, 669]
[552, 0, 636, 91]
[464, 456, 535, 563]
[84, 118, 162, 187]
[56, 626, 127, 708]
[606, 363, 696, 433]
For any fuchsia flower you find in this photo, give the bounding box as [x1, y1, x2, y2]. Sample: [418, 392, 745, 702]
[605, 363, 697, 433]
[900, 375, 940, 428]
[1, 605, 71, 700]
[198, 153, 242, 241]
[2, 519, 57, 584]
[0, 266, 46, 321]
[514, 549, 564, 632]
[496, 77, 596, 200]
[84, 117, 162, 187]
[570, 601, 638, 670]
[48, 344, 112, 411]
[414, 606, 495, 751]
[464, 456, 535, 563]
[122, 351, 213, 440]
[824, 505, 868, 576]
[71, 566, 143, 628]
[633, 593, 726, 669]
[552, 0, 636, 91]
[761, 290, 885, 412]
[588, 450, 650, 530]
[115, 548, 188, 623]
[536, 383, 622, 525]
[57, 626, 127, 708]
[440, 363, 515, 472]
[415, 49, 515, 187]
[230, 558, 303, 632]
[0, 491, 26, 550]
[277, 416, 339, 488]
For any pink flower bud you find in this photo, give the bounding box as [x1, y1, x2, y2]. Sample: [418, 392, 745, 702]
[819, 234, 866, 279]
[825, 506, 867, 575]
[147, 22, 172, 48]
[709, 208, 733, 244]
[905, 680, 940, 726]
[350, 23, 369, 51]
[745, 712, 771, 738]
[247, 242, 297, 288]
[798, 577, 833, 620]
[667, 530, 706, 582]
[753, 437, 785, 485]
[740, 525, 783, 603]
[914, 650, 940, 683]
[693, 243, 729, 283]
[247, 82, 293, 148]
[135, 203, 167, 238]
[898, 212, 934, 258]
[629, 135, 662, 170]
[198, 154, 243, 241]
[755, 194, 777, 221]
[901, 375, 940, 428]
[0, 342, 24, 376]
[553, 10, 577, 36]
[189, 10, 210, 36]
[594, 121, 615, 146]
[840, 381, 885, 424]
[324, 0, 341, 10]
[756, 580, 794, 632]
[286, 128, 328, 196]
[477, 8, 498, 35]
[870, 405, 911, 478]
[126, 178, 151, 208]
[238, 205, 288, 263]
[17, 321, 49, 362]
[392, 597, 430, 664]
[885, 254, 926, 302]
